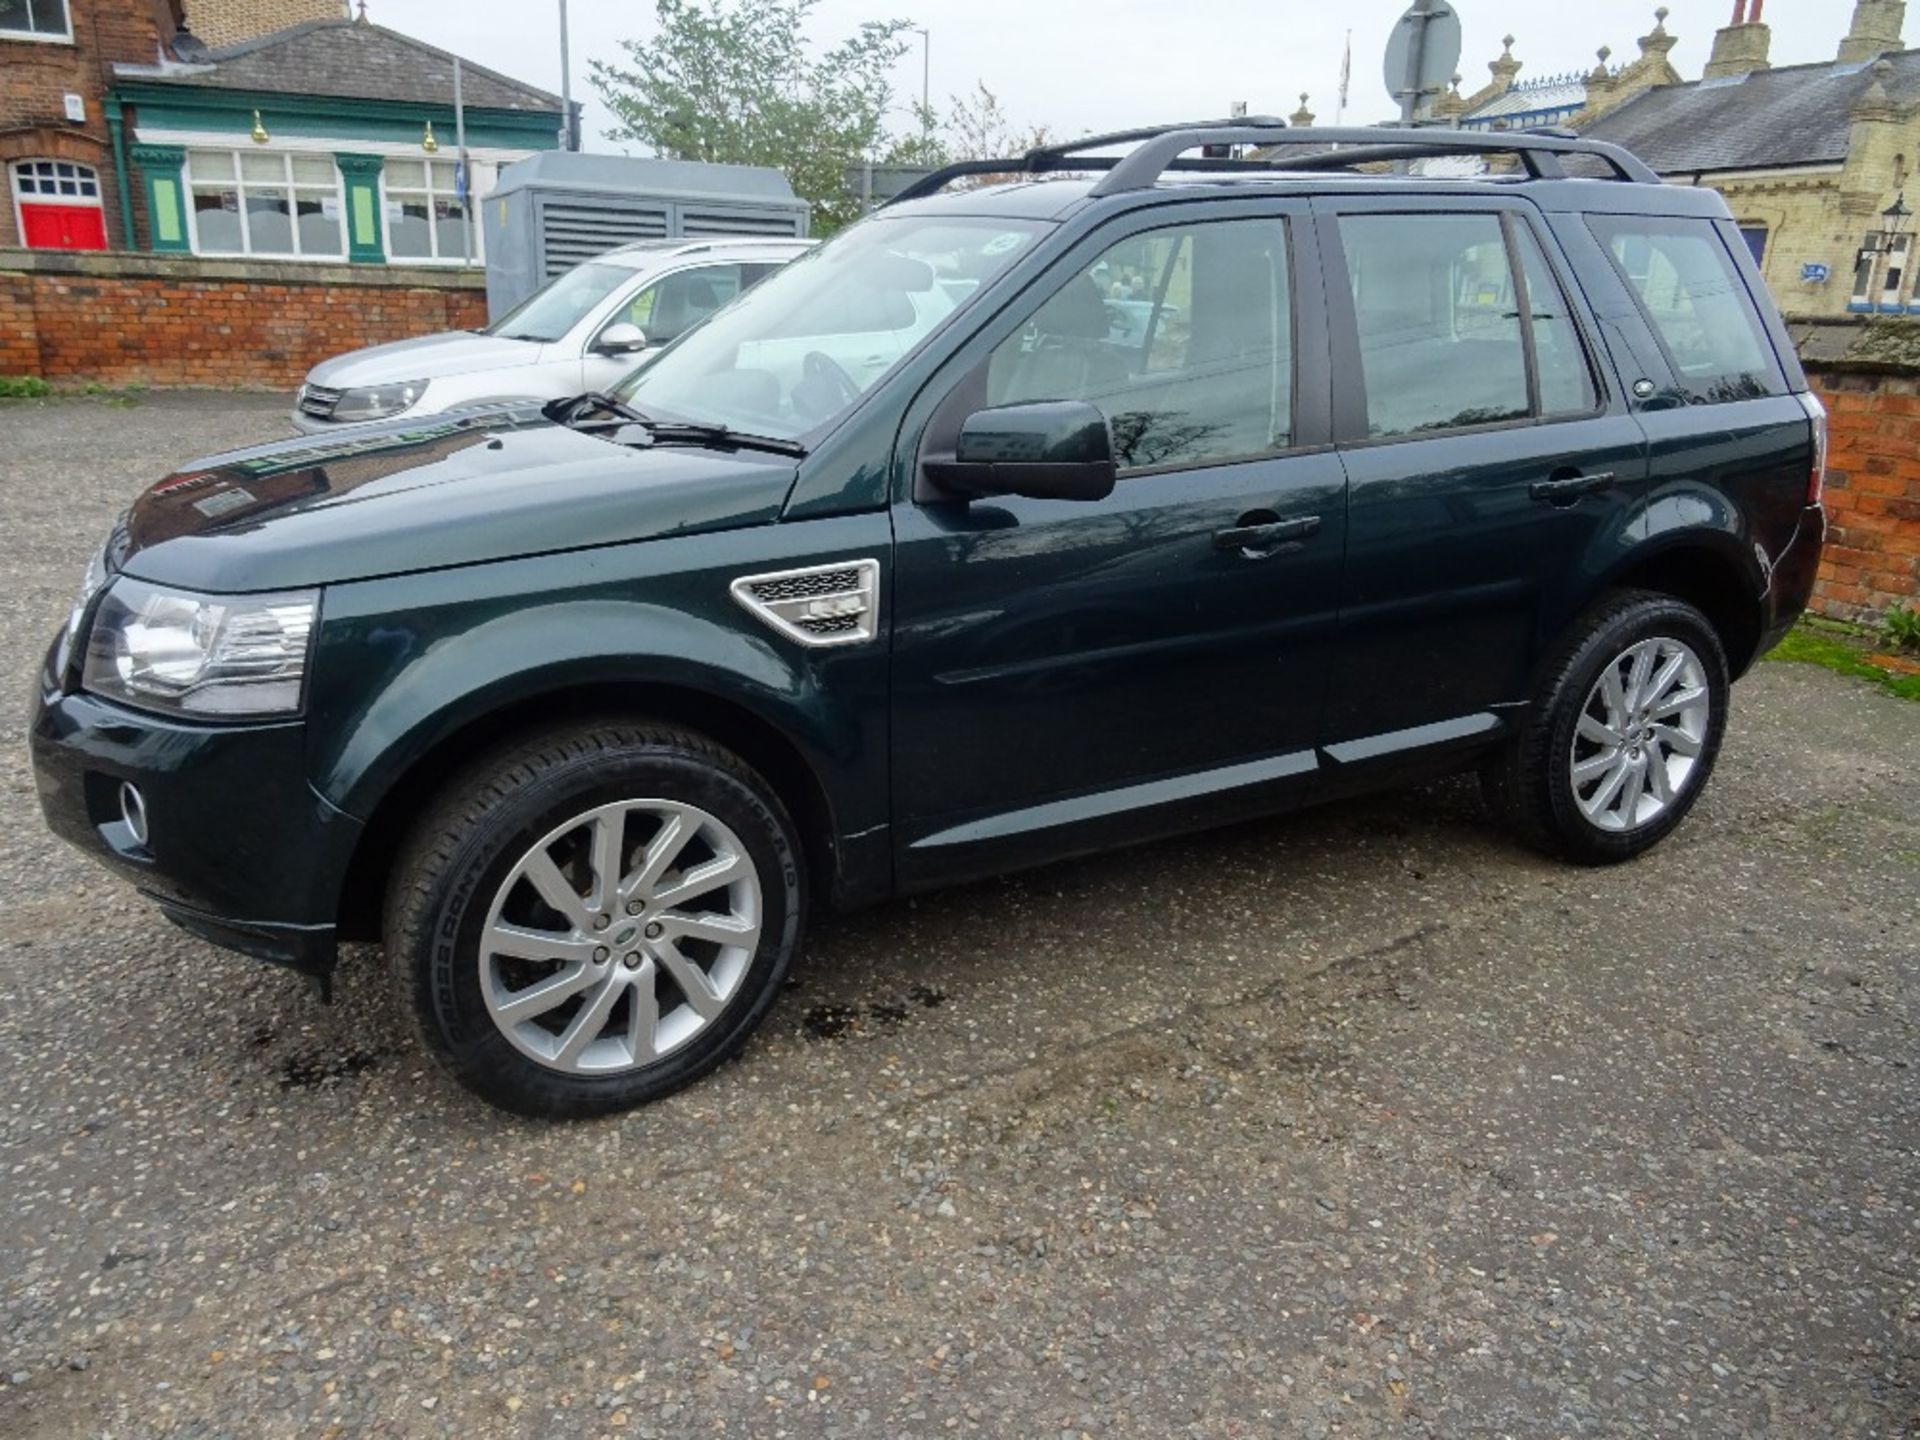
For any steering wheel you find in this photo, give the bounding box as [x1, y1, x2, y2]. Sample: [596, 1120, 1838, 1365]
[800, 350, 861, 413]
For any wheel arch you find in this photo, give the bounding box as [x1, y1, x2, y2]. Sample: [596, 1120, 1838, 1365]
[333, 679, 848, 944]
[1602, 533, 1766, 678]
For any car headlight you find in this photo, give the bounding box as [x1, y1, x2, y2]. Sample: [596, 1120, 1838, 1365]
[82, 577, 318, 719]
[330, 380, 428, 423]
[64, 544, 111, 651]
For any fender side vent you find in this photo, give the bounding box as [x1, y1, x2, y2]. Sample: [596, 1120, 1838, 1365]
[731, 560, 881, 648]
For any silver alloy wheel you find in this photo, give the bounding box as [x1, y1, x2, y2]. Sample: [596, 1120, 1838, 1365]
[480, 799, 762, 1075]
[1569, 636, 1711, 834]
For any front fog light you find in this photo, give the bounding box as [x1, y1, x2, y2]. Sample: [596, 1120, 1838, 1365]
[82, 577, 318, 719]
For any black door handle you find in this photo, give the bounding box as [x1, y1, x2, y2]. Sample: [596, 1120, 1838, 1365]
[1214, 513, 1322, 555]
[1530, 471, 1616, 504]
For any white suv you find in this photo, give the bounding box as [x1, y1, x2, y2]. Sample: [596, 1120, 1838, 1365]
[291, 237, 813, 432]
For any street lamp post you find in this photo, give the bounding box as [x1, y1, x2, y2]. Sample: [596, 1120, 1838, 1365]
[558, 0, 574, 151]
[915, 27, 931, 136]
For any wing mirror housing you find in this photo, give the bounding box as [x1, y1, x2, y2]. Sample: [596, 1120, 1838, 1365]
[924, 401, 1118, 503]
[593, 322, 650, 355]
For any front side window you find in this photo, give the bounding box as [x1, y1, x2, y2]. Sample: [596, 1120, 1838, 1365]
[0, 0, 70, 39]
[613, 263, 759, 347]
[986, 217, 1294, 471]
[189, 150, 342, 258]
[1590, 216, 1784, 404]
[617, 215, 1044, 440]
[384, 160, 473, 263]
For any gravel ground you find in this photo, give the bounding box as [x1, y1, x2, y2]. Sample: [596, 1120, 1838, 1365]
[0, 392, 1916, 1439]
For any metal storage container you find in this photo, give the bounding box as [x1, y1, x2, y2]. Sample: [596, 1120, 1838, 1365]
[481, 152, 809, 318]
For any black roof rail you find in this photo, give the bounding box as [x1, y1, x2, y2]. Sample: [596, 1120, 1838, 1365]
[885, 119, 1660, 206]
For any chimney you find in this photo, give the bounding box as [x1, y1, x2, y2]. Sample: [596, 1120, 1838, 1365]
[1840, 1, 1908, 64]
[1704, 0, 1773, 79]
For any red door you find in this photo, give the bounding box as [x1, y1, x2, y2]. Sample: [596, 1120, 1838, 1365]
[20, 201, 108, 251]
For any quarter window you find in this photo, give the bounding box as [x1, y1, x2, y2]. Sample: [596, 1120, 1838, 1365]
[383, 160, 474, 262]
[189, 150, 343, 258]
[1589, 216, 1784, 404]
[0, 0, 70, 40]
[987, 217, 1293, 471]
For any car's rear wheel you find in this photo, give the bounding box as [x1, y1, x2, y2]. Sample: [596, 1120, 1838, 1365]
[1484, 591, 1729, 865]
[385, 720, 804, 1117]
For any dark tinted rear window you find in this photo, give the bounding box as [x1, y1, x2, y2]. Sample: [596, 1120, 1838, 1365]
[1588, 216, 1784, 404]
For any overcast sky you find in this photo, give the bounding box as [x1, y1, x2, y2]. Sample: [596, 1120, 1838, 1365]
[373, 0, 1857, 151]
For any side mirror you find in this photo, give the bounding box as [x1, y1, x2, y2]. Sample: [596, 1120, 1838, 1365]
[593, 322, 650, 355]
[924, 401, 1118, 503]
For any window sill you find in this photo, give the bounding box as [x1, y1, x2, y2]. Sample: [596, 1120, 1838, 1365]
[0, 30, 76, 45]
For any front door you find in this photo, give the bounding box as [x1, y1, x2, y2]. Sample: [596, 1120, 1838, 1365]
[890, 203, 1347, 886]
[1315, 201, 1650, 756]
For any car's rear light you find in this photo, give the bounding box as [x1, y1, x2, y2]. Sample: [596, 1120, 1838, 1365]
[1798, 391, 1829, 506]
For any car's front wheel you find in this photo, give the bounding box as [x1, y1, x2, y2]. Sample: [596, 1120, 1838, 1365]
[1484, 591, 1730, 865]
[386, 720, 804, 1117]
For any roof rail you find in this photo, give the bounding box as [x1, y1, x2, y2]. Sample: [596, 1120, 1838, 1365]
[885, 120, 1659, 206]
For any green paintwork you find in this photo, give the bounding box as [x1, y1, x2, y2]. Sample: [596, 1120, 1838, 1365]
[128, 144, 189, 254]
[335, 153, 386, 263]
[27, 170, 1827, 979]
[110, 82, 560, 155]
[106, 101, 137, 250]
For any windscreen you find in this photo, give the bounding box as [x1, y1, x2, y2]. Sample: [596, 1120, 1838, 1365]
[616, 215, 1047, 441]
[489, 261, 636, 343]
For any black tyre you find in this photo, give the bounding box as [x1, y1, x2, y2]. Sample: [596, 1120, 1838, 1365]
[1483, 590, 1730, 865]
[385, 720, 805, 1118]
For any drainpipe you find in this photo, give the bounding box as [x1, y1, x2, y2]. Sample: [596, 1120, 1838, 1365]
[106, 97, 137, 250]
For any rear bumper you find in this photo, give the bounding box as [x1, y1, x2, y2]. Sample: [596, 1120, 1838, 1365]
[1756, 503, 1826, 663]
[28, 648, 360, 976]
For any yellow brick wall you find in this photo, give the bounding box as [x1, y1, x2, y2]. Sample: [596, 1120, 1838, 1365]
[184, 0, 346, 48]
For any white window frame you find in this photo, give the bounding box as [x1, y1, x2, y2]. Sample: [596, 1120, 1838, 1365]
[379, 158, 483, 266]
[185, 149, 347, 261]
[10, 158, 102, 243]
[0, 0, 74, 44]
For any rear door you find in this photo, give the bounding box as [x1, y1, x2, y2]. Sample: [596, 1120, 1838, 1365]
[1315, 198, 1650, 757]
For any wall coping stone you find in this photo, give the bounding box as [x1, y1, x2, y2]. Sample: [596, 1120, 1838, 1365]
[0, 248, 483, 291]
[1788, 315, 1920, 376]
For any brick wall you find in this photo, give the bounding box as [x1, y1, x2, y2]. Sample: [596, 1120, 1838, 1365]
[0, 247, 485, 389]
[1807, 368, 1920, 623]
[183, 0, 345, 48]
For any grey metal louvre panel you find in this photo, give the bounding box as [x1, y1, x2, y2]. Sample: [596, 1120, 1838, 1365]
[538, 201, 670, 275]
[678, 207, 805, 237]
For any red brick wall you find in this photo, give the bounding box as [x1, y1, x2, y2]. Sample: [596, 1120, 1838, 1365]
[0, 248, 485, 388]
[0, 0, 174, 249]
[1808, 370, 1920, 624]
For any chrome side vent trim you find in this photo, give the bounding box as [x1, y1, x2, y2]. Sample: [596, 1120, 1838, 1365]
[731, 560, 881, 648]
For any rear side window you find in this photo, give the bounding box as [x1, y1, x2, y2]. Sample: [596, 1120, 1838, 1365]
[1339, 212, 1596, 439]
[1589, 216, 1784, 404]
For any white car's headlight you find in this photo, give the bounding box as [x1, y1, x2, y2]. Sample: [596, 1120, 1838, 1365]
[330, 380, 428, 423]
[82, 578, 318, 719]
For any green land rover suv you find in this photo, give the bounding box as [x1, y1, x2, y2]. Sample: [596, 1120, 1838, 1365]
[32, 123, 1828, 1117]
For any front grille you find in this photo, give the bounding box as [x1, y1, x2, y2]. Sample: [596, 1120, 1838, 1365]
[298, 384, 342, 420]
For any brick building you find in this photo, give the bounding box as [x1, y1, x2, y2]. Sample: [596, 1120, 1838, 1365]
[1, 0, 178, 251]
[1583, 2, 1920, 320]
[4, 1, 567, 265]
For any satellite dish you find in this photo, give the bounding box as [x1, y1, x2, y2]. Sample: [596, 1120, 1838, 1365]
[1384, 0, 1465, 118]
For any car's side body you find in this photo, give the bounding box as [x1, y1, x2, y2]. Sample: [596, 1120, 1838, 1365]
[290, 237, 813, 433]
[33, 131, 1825, 1001]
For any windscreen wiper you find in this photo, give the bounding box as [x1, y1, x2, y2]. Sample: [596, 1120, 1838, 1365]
[624, 420, 808, 459]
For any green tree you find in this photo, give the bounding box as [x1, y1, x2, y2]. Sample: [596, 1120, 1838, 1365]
[591, 0, 912, 233]
[883, 84, 1054, 180]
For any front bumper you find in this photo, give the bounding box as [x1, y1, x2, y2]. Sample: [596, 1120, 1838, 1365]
[29, 649, 361, 975]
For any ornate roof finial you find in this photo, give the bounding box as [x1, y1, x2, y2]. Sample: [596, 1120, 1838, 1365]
[356, 1, 369, 21]
[1290, 92, 1316, 127]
